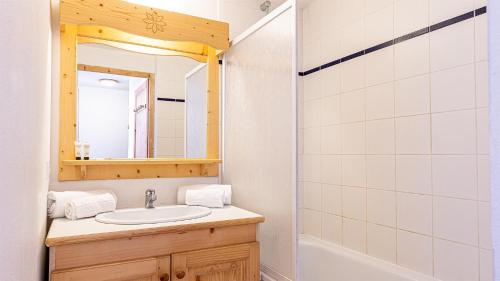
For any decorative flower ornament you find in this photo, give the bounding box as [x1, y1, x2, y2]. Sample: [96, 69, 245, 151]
[143, 12, 166, 33]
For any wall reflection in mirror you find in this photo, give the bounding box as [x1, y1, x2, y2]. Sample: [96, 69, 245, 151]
[76, 43, 207, 159]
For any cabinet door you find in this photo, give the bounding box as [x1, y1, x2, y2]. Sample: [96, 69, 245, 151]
[171, 242, 259, 281]
[51, 258, 159, 281]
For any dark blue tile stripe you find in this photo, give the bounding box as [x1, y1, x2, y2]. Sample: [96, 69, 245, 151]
[365, 39, 394, 54]
[157, 97, 185, 103]
[394, 27, 429, 44]
[299, 6, 487, 77]
[475, 6, 487, 16]
[429, 11, 474, 32]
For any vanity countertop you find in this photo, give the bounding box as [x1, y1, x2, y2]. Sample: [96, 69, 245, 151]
[46, 206, 264, 247]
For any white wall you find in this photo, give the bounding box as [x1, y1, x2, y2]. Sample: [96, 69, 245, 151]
[0, 0, 51, 280]
[223, 5, 295, 280]
[78, 86, 129, 158]
[299, 1, 491, 281]
[489, 1, 500, 280]
[50, 2, 217, 207]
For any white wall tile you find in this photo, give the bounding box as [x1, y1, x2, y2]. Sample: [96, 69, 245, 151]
[340, 20, 366, 57]
[432, 155, 477, 199]
[303, 42, 322, 70]
[322, 213, 342, 244]
[341, 58, 365, 92]
[395, 115, 431, 154]
[434, 238, 479, 281]
[366, 119, 395, 154]
[367, 223, 397, 263]
[304, 74, 321, 101]
[480, 249, 494, 281]
[341, 122, 366, 154]
[476, 61, 489, 107]
[430, 20, 475, 72]
[394, 0, 429, 37]
[477, 108, 490, 154]
[323, 184, 342, 215]
[174, 138, 184, 156]
[320, 65, 341, 97]
[395, 74, 430, 117]
[303, 154, 321, 182]
[303, 209, 322, 237]
[430, 0, 474, 24]
[474, 0, 487, 9]
[303, 127, 321, 154]
[365, 47, 395, 86]
[303, 182, 322, 211]
[367, 189, 396, 227]
[342, 218, 367, 253]
[321, 156, 342, 185]
[367, 155, 396, 190]
[397, 230, 433, 275]
[321, 125, 341, 154]
[366, 82, 395, 120]
[365, 6, 394, 47]
[431, 64, 476, 112]
[320, 26, 342, 65]
[478, 155, 491, 201]
[342, 155, 367, 187]
[395, 34, 429, 79]
[475, 15, 488, 61]
[321, 95, 341, 126]
[337, 0, 365, 27]
[432, 110, 476, 154]
[340, 90, 365, 123]
[304, 99, 321, 128]
[342, 186, 367, 220]
[433, 197, 478, 245]
[300, 1, 490, 275]
[174, 119, 184, 138]
[365, 0, 394, 15]
[397, 193, 432, 235]
[478, 202, 492, 249]
[396, 155, 432, 194]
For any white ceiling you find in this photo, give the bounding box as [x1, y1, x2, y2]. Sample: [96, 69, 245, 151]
[78, 70, 137, 91]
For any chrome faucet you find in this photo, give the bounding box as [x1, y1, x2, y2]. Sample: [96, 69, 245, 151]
[145, 189, 157, 209]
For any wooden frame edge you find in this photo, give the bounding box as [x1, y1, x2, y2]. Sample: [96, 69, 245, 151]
[58, 5, 223, 181]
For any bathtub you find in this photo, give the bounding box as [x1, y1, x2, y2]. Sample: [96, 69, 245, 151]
[299, 235, 439, 281]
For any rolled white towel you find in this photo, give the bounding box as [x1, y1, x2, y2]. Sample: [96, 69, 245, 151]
[185, 189, 225, 208]
[47, 190, 117, 218]
[64, 193, 117, 220]
[177, 184, 231, 205]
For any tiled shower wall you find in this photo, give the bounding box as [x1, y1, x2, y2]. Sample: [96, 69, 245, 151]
[298, 0, 491, 280]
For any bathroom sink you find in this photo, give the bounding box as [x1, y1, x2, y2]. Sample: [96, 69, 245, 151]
[95, 205, 212, 225]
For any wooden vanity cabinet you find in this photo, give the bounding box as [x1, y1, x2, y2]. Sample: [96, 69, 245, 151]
[50, 257, 165, 281]
[171, 243, 259, 281]
[48, 224, 262, 281]
[51, 242, 259, 281]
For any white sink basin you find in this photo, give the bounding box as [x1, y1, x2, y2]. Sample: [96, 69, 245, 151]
[95, 205, 212, 225]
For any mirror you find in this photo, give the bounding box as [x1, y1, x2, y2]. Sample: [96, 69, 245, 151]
[76, 43, 208, 159]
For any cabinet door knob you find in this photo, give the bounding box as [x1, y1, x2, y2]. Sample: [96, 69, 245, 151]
[176, 271, 186, 279]
[160, 273, 170, 281]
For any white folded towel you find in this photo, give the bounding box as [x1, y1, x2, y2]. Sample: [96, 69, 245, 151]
[47, 190, 117, 218]
[177, 184, 232, 205]
[64, 193, 117, 220]
[185, 189, 225, 208]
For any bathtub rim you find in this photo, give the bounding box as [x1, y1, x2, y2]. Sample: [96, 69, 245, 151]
[299, 235, 442, 281]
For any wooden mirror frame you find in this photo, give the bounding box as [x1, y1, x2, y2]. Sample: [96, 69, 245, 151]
[58, 0, 229, 181]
